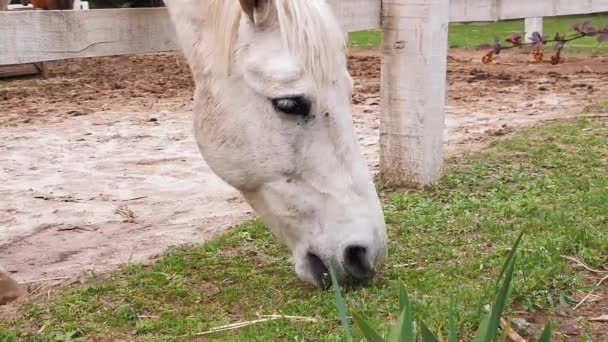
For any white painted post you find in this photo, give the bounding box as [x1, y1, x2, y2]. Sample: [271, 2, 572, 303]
[525, 17, 543, 43]
[380, 0, 449, 188]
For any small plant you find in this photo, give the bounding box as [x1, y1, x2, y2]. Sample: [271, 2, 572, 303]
[480, 20, 608, 65]
[330, 230, 555, 341]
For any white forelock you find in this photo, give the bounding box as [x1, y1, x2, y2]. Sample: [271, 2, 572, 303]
[205, 0, 346, 84]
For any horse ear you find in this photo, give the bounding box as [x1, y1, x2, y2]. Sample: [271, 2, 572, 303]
[239, 0, 271, 24]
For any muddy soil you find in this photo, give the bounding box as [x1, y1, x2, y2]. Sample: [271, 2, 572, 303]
[1, 48, 607, 339]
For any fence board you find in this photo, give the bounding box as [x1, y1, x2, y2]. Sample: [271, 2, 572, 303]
[1, 0, 607, 66]
[0, 2, 381, 66]
[328, 0, 381, 32]
[449, 0, 496, 22]
[455, 0, 608, 21]
[0, 8, 178, 65]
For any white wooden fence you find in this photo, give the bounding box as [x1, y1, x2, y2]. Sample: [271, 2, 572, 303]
[0, 0, 606, 187]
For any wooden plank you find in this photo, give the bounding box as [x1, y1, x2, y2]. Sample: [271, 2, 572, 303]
[449, 0, 496, 23]
[0, 3, 382, 66]
[0, 1, 606, 66]
[380, 0, 449, 188]
[499, 0, 546, 20]
[0, 8, 179, 65]
[592, 0, 608, 13]
[498, 0, 608, 20]
[0, 63, 45, 78]
[449, 0, 608, 22]
[328, 0, 381, 32]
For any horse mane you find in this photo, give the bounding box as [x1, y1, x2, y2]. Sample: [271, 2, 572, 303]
[206, 0, 346, 84]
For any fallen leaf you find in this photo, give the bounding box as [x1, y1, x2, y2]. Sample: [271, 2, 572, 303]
[589, 315, 608, 322]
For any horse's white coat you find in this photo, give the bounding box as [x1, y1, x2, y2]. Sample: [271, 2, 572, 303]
[163, 0, 386, 286]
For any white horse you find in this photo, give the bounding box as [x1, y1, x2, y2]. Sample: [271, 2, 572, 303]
[163, 0, 387, 288]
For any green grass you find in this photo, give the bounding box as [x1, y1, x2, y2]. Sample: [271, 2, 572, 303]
[1, 117, 607, 341]
[337, 232, 530, 342]
[349, 13, 608, 51]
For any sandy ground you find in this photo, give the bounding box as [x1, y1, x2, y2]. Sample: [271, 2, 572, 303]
[1, 49, 607, 285]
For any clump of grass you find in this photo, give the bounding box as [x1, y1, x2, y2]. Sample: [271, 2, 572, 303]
[331, 231, 555, 341]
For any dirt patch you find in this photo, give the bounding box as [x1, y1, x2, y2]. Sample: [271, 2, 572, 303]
[513, 273, 608, 341]
[1, 48, 607, 287]
[0, 53, 194, 127]
[0, 108, 254, 283]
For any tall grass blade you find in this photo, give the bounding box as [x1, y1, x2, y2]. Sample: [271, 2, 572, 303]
[387, 309, 407, 342]
[399, 282, 416, 341]
[472, 315, 490, 342]
[352, 313, 385, 342]
[537, 321, 553, 342]
[485, 239, 518, 341]
[398, 281, 407, 312]
[420, 321, 440, 342]
[329, 267, 353, 342]
[494, 230, 525, 290]
[448, 300, 457, 342]
[474, 230, 523, 341]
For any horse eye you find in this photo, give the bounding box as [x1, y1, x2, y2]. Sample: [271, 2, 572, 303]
[271, 96, 311, 117]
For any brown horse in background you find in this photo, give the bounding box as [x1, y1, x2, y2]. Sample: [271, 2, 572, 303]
[23, 0, 74, 9]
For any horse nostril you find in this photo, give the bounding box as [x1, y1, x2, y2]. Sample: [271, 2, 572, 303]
[306, 252, 330, 289]
[343, 245, 374, 283]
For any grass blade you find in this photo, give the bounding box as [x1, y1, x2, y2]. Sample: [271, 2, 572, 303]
[329, 267, 353, 342]
[420, 321, 440, 342]
[398, 281, 407, 312]
[352, 313, 385, 342]
[494, 230, 525, 290]
[399, 282, 416, 341]
[448, 300, 457, 342]
[473, 230, 524, 342]
[537, 321, 553, 342]
[472, 314, 490, 342]
[487, 235, 520, 339]
[387, 309, 407, 342]
[481, 244, 519, 341]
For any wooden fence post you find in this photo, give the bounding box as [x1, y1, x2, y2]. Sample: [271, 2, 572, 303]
[525, 17, 543, 42]
[380, 0, 450, 188]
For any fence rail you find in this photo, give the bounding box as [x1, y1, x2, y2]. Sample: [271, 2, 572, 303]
[0, 9, 177, 66]
[0, 0, 382, 66]
[1, 1, 607, 66]
[449, 0, 608, 22]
